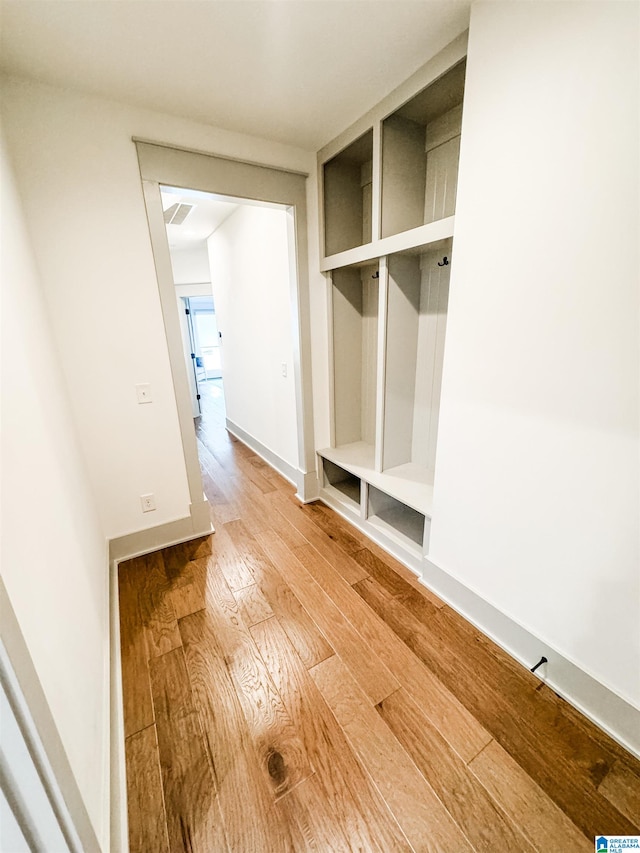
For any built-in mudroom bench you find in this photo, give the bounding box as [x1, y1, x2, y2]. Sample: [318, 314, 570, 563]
[316, 34, 465, 575]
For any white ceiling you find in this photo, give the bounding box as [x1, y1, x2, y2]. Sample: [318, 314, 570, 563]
[161, 186, 238, 250]
[0, 0, 472, 150]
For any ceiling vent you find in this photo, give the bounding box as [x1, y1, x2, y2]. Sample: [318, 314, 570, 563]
[163, 202, 195, 225]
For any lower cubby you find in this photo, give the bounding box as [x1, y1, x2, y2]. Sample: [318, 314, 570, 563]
[368, 485, 425, 552]
[317, 450, 431, 574]
[322, 458, 361, 508]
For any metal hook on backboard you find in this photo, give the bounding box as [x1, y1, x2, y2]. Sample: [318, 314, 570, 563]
[437, 256, 449, 267]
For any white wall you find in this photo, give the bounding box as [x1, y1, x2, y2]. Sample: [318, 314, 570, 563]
[431, 1, 639, 708]
[170, 244, 211, 285]
[1, 132, 109, 847]
[207, 205, 299, 470]
[0, 76, 314, 539]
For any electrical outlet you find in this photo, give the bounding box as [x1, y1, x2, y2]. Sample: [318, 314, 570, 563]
[136, 383, 152, 404]
[140, 493, 156, 513]
[281, 363, 287, 377]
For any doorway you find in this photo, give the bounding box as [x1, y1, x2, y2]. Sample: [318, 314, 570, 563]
[189, 298, 222, 381]
[162, 182, 234, 421]
[137, 141, 317, 539]
[181, 294, 223, 413]
[162, 180, 300, 486]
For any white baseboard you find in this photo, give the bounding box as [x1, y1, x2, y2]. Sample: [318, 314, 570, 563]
[296, 469, 321, 503]
[421, 555, 640, 760]
[109, 559, 128, 853]
[225, 418, 319, 501]
[108, 500, 213, 564]
[317, 492, 640, 760]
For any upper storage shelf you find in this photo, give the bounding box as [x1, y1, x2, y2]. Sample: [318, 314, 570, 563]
[323, 129, 373, 257]
[381, 59, 466, 239]
[318, 33, 467, 271]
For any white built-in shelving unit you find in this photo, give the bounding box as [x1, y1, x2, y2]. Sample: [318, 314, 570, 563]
[317, 33, 466, 573]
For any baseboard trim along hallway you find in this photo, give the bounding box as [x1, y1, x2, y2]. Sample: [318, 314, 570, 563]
[108, 503, 214, 565]
[226, 417, 319, 503]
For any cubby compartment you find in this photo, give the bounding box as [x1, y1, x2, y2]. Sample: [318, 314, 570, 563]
[323, 130, 374, 256]
[332, 264, 379, 460]
[368, 485, 425, 550]
[322, 458, 361, 507]
[381, 60, 465, 238]
[382, 242, 451, 485]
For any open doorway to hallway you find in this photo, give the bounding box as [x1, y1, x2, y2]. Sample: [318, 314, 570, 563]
[136, 140, 316, 516]
[162, 185, 234, 422]
[161, 183, 301, 491]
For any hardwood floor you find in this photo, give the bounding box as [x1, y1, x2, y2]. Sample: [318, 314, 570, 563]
[119, 380, 640, 851]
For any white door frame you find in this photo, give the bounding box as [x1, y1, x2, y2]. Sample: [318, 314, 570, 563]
[0, 578, 99, 853]
[135, 141, 318, 510]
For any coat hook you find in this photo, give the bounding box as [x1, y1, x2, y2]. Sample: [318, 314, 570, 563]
[372, 271, 380, 279]
[437, 256, 449, 267]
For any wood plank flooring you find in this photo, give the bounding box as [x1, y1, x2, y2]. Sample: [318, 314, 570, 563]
[119, 380, 640, 852]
